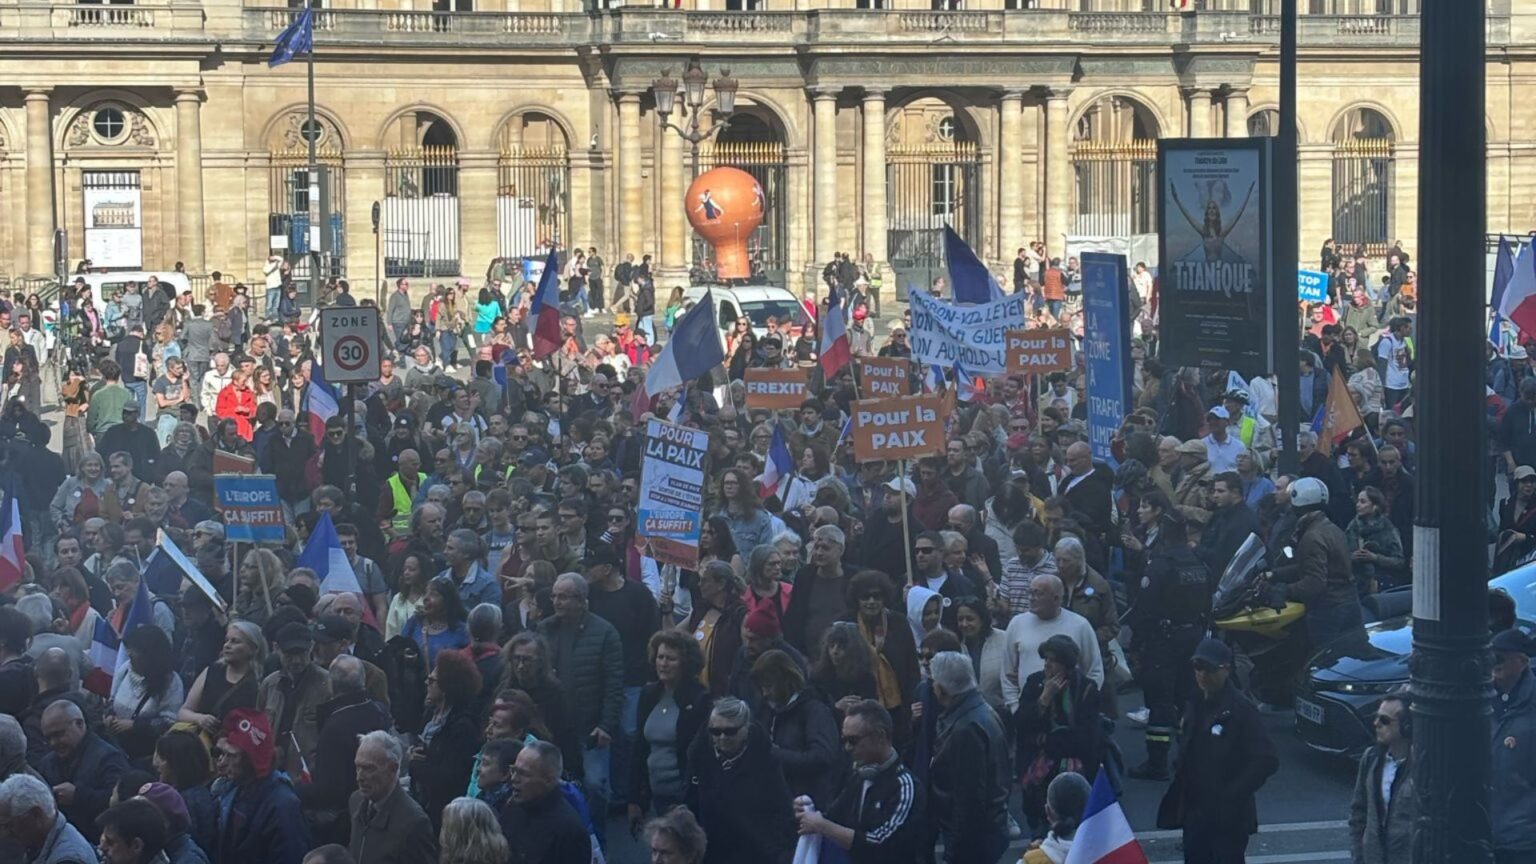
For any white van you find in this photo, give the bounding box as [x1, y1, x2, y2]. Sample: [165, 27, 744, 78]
[74, 271, 192, 316]
[681, 285, 810, 343]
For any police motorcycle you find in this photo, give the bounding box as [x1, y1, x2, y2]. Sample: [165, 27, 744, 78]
[1210, 533, 1309, 704]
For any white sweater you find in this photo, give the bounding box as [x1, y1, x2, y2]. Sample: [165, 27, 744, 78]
[1001, 608, 1104, 712]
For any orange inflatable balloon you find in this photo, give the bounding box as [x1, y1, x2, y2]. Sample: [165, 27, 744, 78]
[686, 166, 765, 280]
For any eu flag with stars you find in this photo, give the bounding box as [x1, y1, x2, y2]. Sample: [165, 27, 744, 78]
[269, 7, 314, 68]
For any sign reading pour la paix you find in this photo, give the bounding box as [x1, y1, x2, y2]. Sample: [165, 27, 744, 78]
[850, 394, 946, 463]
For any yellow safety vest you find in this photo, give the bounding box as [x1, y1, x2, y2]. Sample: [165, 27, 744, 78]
[388, 472, 425, 535]
[1237, 414, 1257, 448]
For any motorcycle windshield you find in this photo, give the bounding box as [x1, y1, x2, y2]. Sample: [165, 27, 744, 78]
[1213, 533, 1266, 607]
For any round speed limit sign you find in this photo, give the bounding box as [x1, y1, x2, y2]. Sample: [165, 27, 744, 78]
[319, 307, 382, 384]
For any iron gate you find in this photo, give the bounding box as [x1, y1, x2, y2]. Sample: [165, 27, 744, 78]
[692, 141, 787, 286]
[887, 141, 979, 301]
[1332, 137, 1393, 257]
[1072, 139, 1157, 237]
[268, 151, 346, 297]
[497, 147, 570, 260]
[383, 146, 461, 278]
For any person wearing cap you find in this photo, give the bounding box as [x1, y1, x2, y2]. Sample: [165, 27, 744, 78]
[136, 782, 208, 864]
[726, 607, 807, 710]
[1171, 438, 1214, 515]
[1490, 629, 1536, 861]
[1499, 465, 1536, 572]
[1199, 406, 1244, 475]
[861, 475, 923, 586]
[311, 615, 391, 706]
[95, 401, 160, 483]
[213, 708, 311, 864]
[1222, 390, 1274, 470]
[1155, 638, 1277, 862]
[847, 305, 874, 356]
[256, 622, 333, 776]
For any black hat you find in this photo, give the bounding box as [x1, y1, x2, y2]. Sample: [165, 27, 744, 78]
[276, 622, 315, 652]
[584, 542, 622, 571]
[1190, 637, 1234, 667]
[395, 413, 415, 430]
[312, 614, 355, 644]
[1492, 628, 1532, 655]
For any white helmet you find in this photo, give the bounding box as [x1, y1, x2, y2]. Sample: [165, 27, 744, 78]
[1289, 476, 1329, 508]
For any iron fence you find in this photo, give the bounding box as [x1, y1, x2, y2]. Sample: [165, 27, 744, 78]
[1072, 139, 1158, 237]
[1332, 137, 1394, 258]
[497, 146, 570, 260]
[383, 146, 462, 277]
[887, 141, 979, 300]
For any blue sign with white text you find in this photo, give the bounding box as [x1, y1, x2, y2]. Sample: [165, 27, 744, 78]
[1298, 269, 1328, 303]
[214, 475, 286, 544]
[1081, 253, 1133, 466]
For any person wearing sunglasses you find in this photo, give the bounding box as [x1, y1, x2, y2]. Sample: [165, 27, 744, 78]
[682, 697, 795, 864]
[1348, 692, 1414, 864]
[1157, 638, 1278, 864]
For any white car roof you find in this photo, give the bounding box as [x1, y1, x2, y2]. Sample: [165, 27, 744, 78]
[682, 285, 798, 304]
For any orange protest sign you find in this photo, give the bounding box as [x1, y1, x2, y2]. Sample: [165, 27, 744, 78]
[850, 395, 947, 463]
[1006, 328, 1073, 375]
[743, 367, 810, 409]
[214, 449, 256, 475]
[857, 357, 911, 398]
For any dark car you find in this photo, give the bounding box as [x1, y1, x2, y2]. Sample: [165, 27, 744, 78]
[1293, 565, 1536, 755]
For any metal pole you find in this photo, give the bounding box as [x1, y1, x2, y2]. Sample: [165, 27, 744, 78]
[306, 0, 320, 309]
[1411, 0, 1490, 861]
[341, 383, 356, 504]
[1272, 0, 1299, 475]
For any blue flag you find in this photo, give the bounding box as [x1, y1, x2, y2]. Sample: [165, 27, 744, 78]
[643, 290, 726, 397]
[269, 7, 314, 68]
[943, 224, 1004, 304]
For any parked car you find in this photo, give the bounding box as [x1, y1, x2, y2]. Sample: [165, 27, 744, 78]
[1294, 564, 1536, 755]
[682, 285, 809, 343]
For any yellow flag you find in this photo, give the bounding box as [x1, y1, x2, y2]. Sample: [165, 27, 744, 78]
[1319, 364, 1365, 456]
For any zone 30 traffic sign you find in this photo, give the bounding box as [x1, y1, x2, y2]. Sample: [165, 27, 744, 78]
[319, 306, 382, 384]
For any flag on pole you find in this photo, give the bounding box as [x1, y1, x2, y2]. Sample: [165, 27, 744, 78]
[1318, 364, 1367, 457]
[529, 249, 563, 359]
[819, 286, 851, 378]
[143, 531, 227, 612]
[953, 361, 982, 402]
[944, 224, 1005, 304]
[760, 425, 794, 500]
[1065, 770, 1148, 864]
[923, 364, 944, 394]
[302, 360, 340, 444]
[644, 291, 725, 397]
[298, 511, 362, 596]
[85, 576, 153, 697]
[1492, 236, 1516, 350]
[1501, 241, 1536, 338]
[268, 6, 314, 68]
[0, 484, 24, 594]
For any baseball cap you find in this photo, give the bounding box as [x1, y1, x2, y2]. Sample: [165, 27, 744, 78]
[885, 477, 916, 497]
[1175, 439, 1208, 456]
[1191, 637, 1234, 667]
[121, 402, 141, 415]
[395, 413, 415, 430]
[1207, 405, 1231, 420]
[276, 622, 314, 652]
[584, 543, 623, 571]
[1515, 466, 1536, 482]
[312, 614, 355, 644]
[518, 448, 550, 467]
[1492, 628, 1532, 655]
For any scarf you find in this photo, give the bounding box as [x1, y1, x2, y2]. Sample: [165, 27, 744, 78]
[858, 614, 903, 711]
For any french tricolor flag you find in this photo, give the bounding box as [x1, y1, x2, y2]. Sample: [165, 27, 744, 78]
[86, 576, 152, 697]
[1500, 241, 1536, 338]
[819, 285, 851, 378]
[1066, 770, 1149, 864]
[759, 425, 794, 500]
[529, 249, 562, 359]
[0, 485, 23, 594]
[303, 361, 340, 445]
[953, 361, 982, 402]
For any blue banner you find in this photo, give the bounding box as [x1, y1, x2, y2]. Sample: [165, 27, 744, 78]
[1081, 252, 1133, 465]
[1298, 268, 1328, 303]
[214, 475, 286, 544]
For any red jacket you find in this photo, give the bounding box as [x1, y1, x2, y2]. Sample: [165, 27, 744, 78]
[215, 384, 257, 440]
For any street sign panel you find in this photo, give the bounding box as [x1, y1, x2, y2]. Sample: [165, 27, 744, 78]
[319, 306, 382, 384]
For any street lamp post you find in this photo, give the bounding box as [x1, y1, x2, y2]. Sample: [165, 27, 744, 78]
[652, 59, 739, 178]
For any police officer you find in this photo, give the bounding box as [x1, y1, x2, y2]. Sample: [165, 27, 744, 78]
[1222, 389, 1275, 469]
[1123, 491, 1211, 781]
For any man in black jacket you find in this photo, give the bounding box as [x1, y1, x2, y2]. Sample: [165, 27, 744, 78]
[1061, 442, 1115, 553]
[927, 652, 1009, 864]
[798, 700, 924, 864]
[301, 656, 392, 845]
[1157, 639, 1278, 863]
[1196, 472, 1263, 579]
[499, 741, 590, 864]
[36, 700, 130, 842]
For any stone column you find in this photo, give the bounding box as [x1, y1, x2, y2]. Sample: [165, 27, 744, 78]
[458, 151, 500, 277]
[344, 150, 385, 301]
[998, 89, 1025, 262]
[1225, 89, 1250, 139]
[1186, 87, 1213, 138]
[616, 92, 643, 259]
[1043, 89, 1071, 258]
[174, 89, 207, 273]
[812, 88, 838, 271]
[861, 88, 888, 299]
[24, 89, 55, 277]
[658, 116, 687, 282]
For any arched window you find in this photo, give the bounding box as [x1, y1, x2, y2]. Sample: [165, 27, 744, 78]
[497, 112, 571, 259]
[383, 111, 461, 277]
[1331, 107, 1395, 257]
[1072, 94, 1160, 236]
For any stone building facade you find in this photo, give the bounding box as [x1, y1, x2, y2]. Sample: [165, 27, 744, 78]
[0, 0, 1530, 301]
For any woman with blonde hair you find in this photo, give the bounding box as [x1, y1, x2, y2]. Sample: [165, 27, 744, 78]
[233, 548, 287, 627]
[438, 797, 508, 864]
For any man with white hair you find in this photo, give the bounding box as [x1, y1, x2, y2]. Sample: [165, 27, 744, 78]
[198, 353, 233, 419]
[1001, 574, 1104, 713]
[927, 652, 1010, 864]
[348, 730, 436, 864]
[499, 740, 590, 864]
[17, 595, 87, 683]
[36, 699, 129, 842]
[783, 523, 848, 654]
[0, 773, 98, 864]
